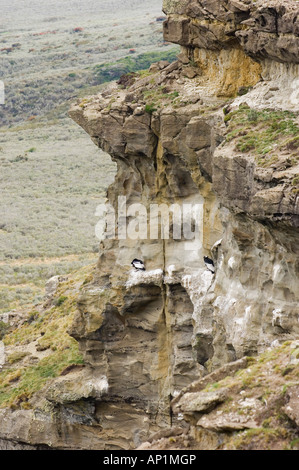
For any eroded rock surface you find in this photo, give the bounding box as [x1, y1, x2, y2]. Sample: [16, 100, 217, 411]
[66, 0, 298, 447]
[140, 342, 299, 450]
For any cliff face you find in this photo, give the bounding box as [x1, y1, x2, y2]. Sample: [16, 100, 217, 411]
[163, 0, 299, 64]
[66, 0, 298, 449]
[0, 0, 298, 450]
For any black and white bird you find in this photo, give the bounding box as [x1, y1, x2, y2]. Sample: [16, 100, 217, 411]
[131, 258, 146, 271]
[203, 256, 215, 274]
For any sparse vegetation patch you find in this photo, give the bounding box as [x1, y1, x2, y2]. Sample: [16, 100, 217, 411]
[93, 49, 179, 85]
[224, 105, 299, 167]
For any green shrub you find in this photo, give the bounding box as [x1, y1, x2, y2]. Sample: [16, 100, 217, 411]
[292, 176, 299, 186]
[145, 103, 157, 114]
[55, 295, 68, 306]
[93, 48, 179, 85]
[225, 107, 299, 164]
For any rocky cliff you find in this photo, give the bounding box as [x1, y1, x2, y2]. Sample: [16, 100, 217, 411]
[0, 0, 298, 450]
